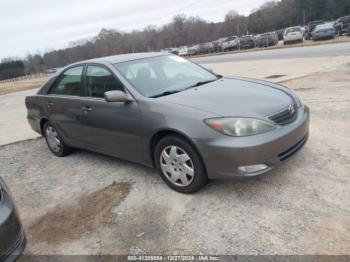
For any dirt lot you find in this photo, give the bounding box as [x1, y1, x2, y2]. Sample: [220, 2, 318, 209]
[0, 77, 47, 96]
[1, 62, 349, 255]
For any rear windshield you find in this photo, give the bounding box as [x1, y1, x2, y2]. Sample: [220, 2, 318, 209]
[285, 27, 301, 33]
[225, 36, 236, 41]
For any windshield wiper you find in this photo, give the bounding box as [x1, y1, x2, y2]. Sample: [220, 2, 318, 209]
[186, 77, 221, 89]
[150, 76, 223, 98]
[150, 90, 182, 98]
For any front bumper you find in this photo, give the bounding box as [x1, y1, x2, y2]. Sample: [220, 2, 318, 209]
[0, 184, 27, 262]
[313, 32, 334, 40]
[196, 105, 310, 180]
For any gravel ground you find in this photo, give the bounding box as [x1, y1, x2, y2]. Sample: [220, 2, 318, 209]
[1, 64, 350, 255]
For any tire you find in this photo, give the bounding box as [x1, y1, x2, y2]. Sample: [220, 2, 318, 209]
[154, 135, 208, 194]
[43, 121, 71, 157]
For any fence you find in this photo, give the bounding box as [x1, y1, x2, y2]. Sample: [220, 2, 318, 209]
[0, 73, 50, 86]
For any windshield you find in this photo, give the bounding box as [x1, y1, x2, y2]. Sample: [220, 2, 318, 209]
[114, 55, 218, 98]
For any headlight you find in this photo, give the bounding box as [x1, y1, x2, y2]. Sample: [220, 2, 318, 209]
[204, 117, 275, 137]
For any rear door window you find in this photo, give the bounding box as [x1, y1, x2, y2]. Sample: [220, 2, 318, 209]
[49, 66, 83, 96]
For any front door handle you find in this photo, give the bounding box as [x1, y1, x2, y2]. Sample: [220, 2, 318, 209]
[82, 106, 92, 113]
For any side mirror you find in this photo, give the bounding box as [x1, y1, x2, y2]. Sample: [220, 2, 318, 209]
[104, 90, 132, 103]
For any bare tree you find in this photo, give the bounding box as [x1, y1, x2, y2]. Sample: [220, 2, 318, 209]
[1, 0, 347, 79]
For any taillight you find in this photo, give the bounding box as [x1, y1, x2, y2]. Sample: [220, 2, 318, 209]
[25, 97, 30, 109]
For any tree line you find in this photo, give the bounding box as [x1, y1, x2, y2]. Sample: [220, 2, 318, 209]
[1, 0, 350, 80]
[0, 59, 25, 81]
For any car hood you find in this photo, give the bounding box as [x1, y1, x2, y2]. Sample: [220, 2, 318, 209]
[158, 77, 294, 118]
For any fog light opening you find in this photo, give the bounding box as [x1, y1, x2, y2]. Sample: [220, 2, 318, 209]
[238, 164, 268, 173]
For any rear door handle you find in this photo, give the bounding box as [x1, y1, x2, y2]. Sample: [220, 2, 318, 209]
[82, 106, 92, 113]
[46, 100, 54, 107]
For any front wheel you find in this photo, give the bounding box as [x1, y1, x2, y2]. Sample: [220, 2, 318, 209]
[44, 121, 72, 157]
[155, 135, 208, 193]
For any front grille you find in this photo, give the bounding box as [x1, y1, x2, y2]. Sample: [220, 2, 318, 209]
[278, 133, 308, 161]
[269, 104, 297, 125]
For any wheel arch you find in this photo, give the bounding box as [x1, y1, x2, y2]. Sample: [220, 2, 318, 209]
[149, 129, 207, 173]
[40, 117, 49, 136]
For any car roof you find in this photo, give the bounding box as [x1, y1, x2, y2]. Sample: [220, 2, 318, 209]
[315, 22, 334, 29]
[309, 20, 323, 25]
[338, 16, 350, 21]
[77, 52, 166, 65]
[260, 33, 273, 36]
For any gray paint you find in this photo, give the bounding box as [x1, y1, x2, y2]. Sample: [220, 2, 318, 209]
[26, 53, 310, 180]
[0, 177, 26, 260]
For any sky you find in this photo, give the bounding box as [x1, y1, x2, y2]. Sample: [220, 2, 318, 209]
[0, 0, 267, 60]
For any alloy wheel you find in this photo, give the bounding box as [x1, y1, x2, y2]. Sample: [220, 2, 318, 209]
[45, 126, 61, 153]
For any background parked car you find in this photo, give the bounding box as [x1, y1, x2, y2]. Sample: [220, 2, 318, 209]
[222, 35, 239, 51]
[207, 42, 216, 53]
[215, 37, 228, 52]
[276, 28, 286, 41]
[198, 43, 211, 54]
[312, 22, 336, 40]
[305, 20, 324, 40]
[177, 46, 188, 56]
[283, 26, 304, 44]
[187, 45, 199, 56]
[0, 176, 26, 261]
[160, 48, 179, 55]
[335, 15, 350, 36]
[256, 32, 278, 47]
[238, 35, 256, 49]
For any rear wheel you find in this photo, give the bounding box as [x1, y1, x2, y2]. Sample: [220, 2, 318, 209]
[155, 135, 208, 193]
[44, 121, 71, 157]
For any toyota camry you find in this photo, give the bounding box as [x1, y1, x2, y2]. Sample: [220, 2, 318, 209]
[26, 53, 309, 193]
